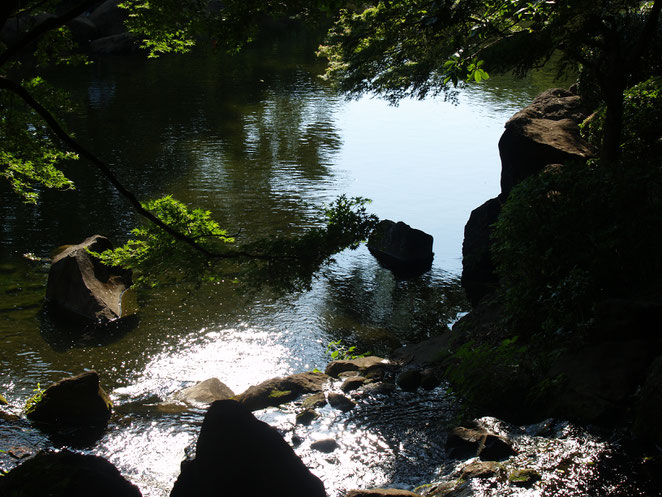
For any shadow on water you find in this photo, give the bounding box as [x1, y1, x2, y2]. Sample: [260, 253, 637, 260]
[39, 304, 140, 352]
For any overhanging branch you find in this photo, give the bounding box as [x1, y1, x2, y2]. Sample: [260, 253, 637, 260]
[0, 75, 285, 262]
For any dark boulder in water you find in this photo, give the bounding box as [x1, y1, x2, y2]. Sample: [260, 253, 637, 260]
[170, 399, 326, 497]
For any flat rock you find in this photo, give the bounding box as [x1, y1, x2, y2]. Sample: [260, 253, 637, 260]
[235, 372, 329, 411]
[325, 356, 389, 378]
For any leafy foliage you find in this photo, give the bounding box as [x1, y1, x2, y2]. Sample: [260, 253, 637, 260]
[0, 77, 77, 202]
[95, 195, 378, 289]
[326, 338, 371, 361]
[23, 383, 45, 415]
[93, 196, 234, 287]
[492, 152, 662, 338]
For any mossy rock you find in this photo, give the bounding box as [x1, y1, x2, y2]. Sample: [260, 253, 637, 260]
[509, 468, 541, 487]
[0, 393, 7, 405]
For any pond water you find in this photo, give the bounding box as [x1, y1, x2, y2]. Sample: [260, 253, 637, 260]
[2, 27, 645, 497]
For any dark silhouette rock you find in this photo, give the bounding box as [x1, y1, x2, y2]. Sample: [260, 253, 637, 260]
[25, 371, 112, 428]
[0, 450, 142, 497]
[327, 392, 356, 412]
[461, 195, 504, 306]
[46, 235, 132, 322]
[396, 369, 422, 392]
[170, 400, 326, 497]
[367, 220, 433, 276]
[235, 372, 329, 411]
[420, 368, 441, 390]
[499, 88, 593, 195]
[174, 378, 235, 405]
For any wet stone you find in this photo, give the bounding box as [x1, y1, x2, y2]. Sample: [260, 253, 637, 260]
[311, 438, 339, 453]
[296, 408, 319, 426]
[363, 382, 396, 396]
[460, 460, 502, 479]
[341, 376, 367, 393]
[301, 392, 327, 410]
[509, 468, 541, 487]
[327, 392, 356, 412]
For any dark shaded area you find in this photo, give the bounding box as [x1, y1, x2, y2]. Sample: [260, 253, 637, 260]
[0, 450, 142, 497]
[171, 399, 326, 497]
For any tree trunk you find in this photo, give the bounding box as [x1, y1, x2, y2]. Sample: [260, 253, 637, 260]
[600, 75, 625, 166]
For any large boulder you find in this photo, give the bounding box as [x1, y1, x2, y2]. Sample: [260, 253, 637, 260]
[170, 400, 326, 497]
[367, 220, 433, 276]
[461, 195, 504, 306]
[25, 371, 112, 427]
[46, 235, 132, 322]
[234, 372, 329, 411]
[0, 450, 142, 497]
[499, 88, 593, 195]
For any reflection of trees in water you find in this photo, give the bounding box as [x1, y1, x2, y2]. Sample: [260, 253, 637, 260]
[1, 29, 343, 253]
[319, 258, 468, 355]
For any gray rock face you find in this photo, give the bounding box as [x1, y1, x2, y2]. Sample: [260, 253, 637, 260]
[461, 195, 504, 306]
[170, 400, 326, 497]
[46, 235, 132, 322]
[367, 220, 433, 275]
[499, 88, 593, 195]
[174, 378, 235, 405]
[0, 450, 142, 497]
[25, 371, 112, 427]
